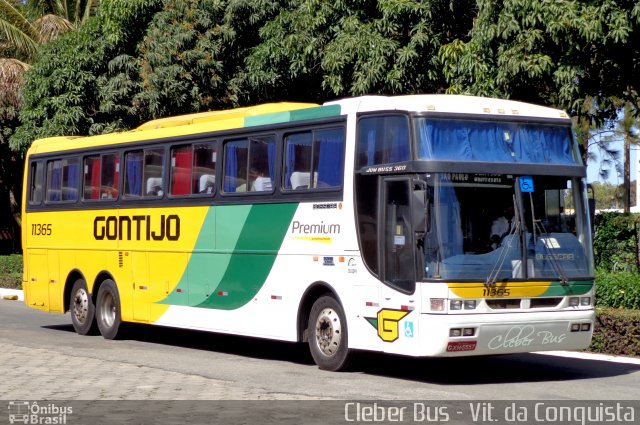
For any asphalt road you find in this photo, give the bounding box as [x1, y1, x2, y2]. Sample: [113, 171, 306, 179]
[0, 298, 639, 424]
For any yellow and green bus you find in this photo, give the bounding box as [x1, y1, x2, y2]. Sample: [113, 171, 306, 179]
[22, 95, 595, 371]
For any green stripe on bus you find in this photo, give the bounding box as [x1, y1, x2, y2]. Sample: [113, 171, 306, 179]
[540, 280, 593, 297]
[243, 105, 341, 127]
[159, 203, 298, 309]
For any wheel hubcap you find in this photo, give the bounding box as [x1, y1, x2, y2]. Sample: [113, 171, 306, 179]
[99, 292, 116, 328]
[315, 307, 342, 357]
[72, 288, 89, 324]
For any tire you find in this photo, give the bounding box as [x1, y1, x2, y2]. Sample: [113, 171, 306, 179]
[308, 295, 352, 371]
[95, 279, 123, 340]
[69, 278, 97, 335]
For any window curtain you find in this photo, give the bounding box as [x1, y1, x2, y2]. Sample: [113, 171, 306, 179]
[285, 142, 296, 189]
[90, 158, 100, 199]
[224, 146, 238, 192]
[172, 148, 192, 195]
[126, 154, 142, 196]
[417, 119, 577, 164]
[49, 164, 62, 201]
[66, 162, 79, 200]
[389, 122, 409, 163]
[435, 178, 463, 259]
[317, 133, 345, 187]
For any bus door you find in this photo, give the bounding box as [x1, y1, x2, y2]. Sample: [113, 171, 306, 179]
[26, 249, 49, 310]
[378, 177, 424, 349]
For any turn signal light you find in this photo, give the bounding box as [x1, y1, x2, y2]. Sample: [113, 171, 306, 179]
[431, 298, 445, 311]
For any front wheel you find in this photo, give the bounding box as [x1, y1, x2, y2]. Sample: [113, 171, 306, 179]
[69, 278, 96, 335]
[95, 279, 123, 340]
[308, 295, 352, 371]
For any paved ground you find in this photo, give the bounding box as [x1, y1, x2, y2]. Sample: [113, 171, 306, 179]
[2, 293, 640, 424]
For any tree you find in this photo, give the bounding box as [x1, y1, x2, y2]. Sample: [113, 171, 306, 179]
[136, 0, 236, 118]
[237, 0, 476, 103]
[439, 0, 640, 127]
[10, 0, 163, 151]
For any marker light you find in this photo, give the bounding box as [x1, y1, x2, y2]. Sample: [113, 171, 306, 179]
[450, 300, 462, 310]
[431, 298, 445, 311]
[568, 297, 579, 307]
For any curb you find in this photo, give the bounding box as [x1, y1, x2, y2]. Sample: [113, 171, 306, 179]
[0, 288, 24, 302]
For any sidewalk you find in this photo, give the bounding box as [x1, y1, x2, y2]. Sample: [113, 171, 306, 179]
[0, 288, 23, 301]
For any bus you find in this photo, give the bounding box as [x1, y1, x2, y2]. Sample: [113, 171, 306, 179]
[21, 95, 595, 371]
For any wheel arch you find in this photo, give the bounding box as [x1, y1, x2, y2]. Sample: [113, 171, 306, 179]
[296, 281, 344, 343]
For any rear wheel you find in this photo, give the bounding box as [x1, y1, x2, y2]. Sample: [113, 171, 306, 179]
[308, 295, 352, 371]
[95, 279, 123, 340]
[69, 279, 96, 335]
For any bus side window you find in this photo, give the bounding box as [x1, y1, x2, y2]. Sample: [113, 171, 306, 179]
[29, 162, 44, 205]
[144, 149, 165, 197]
[356, 115, 409, 167]
[101, 153, 120, 199]
[193, 143, 216, 194]
[284, 132, 312, 190]
[223, 139, 248, 193]
[312, 128, 344, 188]
[124, 151, 143, 197]
[45, 158, 79, 203]
[248, 136, 275, 192]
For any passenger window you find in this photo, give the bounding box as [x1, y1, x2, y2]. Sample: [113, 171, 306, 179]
[29, 162, 44, 205]
[223, 139, 248, 193]
[83, 153, 120, 200]
[248, 136, 275, 192]
[223, 136, 275, 193]
[170, 142, 217, 195]
[124, 148, 165, 198]
[357, 115, 409, 167]
[284, 128, 344, 190]
[194, 143, 217, 194]
[46, 158, 80, 202]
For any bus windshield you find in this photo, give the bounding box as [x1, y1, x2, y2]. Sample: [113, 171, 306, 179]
[422, 173, 594, 281]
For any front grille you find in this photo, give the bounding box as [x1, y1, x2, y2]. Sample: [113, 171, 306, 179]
[486, 299, 521, 310]
[530, 297, 562, 308]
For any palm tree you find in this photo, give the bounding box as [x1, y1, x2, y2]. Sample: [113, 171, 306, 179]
[1, 0, 98, 110]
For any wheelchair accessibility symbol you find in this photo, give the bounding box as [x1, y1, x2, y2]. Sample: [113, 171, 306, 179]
[519, 176, 534, 193]
[404, 321, 414, 338]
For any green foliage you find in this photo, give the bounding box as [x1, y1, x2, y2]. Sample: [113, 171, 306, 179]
[589, 308, 640, 356]
[595, 270, 640, 310]
[10, 0, 162, 151]
[0, 254, 22, 289]
[593, 212, 640, 272]
[439, 0, 640, 125]
[137, 0, 234, 117]
[239, 0, 476, 103]
[591, 181, 635, 210]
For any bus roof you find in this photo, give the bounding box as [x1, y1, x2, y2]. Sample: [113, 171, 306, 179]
[326, 94, 571, 121]
[27, 102, 325, 154]
[27, 95, 570, 155]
